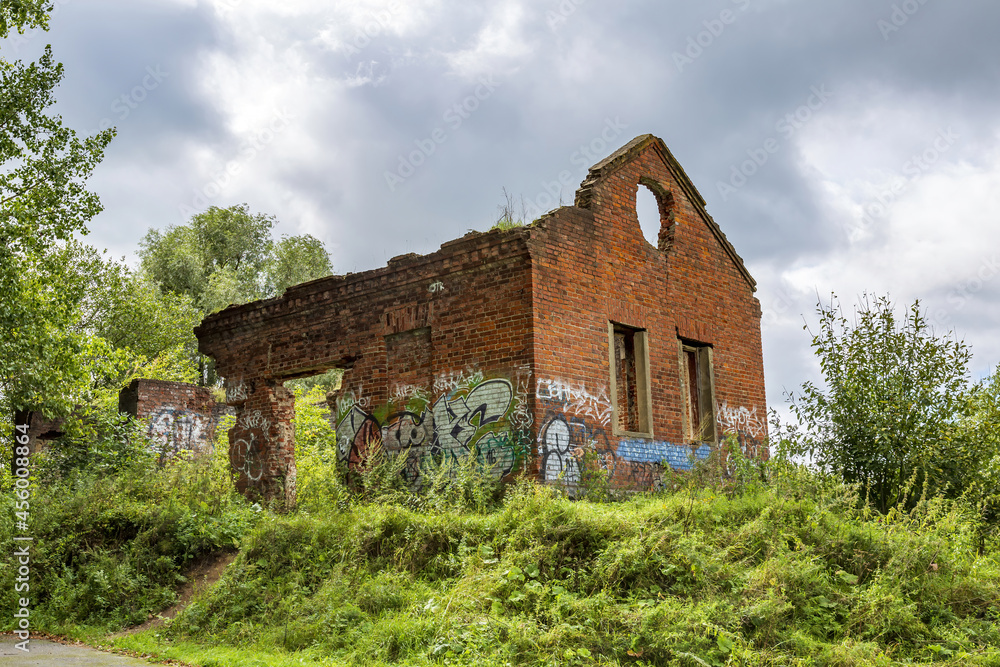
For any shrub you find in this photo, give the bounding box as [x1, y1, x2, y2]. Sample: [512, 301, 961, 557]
[786, 294, 983, 513]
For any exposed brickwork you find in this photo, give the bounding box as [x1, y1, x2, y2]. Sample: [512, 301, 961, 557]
[531, 134, 767, 486]
[18, 411, 66, 455]
[119, 379, 234, 462]
[195, 134, 767, 506]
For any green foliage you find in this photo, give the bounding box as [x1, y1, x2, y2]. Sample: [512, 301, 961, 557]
[0, 0, 47, 35]
[283, 367, 343, 395]
[490, 187, 527, 231]
[787, 294, 979, 513]
[6, 429, 1000, 664]
[271, 234, 334, 293]
[0, 453, 259, 630]
[0, 242, 92, 419]
[409, 441, 505, 513]
[32, 406, 155, 479]
[61, 240, 202, 390]
[115, 458, 998, 666]
[0, 0, 115, 419]
[288, 384, 350, 513]
[139, 204, 333, 314]
[69, 242, 201, 362]
[957, 366, 1000, 550]
[1, 239, 201, 445]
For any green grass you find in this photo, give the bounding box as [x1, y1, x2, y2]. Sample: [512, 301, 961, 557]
[142, 482, 996, 666]
[3, 407, 999, 665]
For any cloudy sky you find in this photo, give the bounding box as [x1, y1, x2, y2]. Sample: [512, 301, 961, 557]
[7, 0, 1000, 414]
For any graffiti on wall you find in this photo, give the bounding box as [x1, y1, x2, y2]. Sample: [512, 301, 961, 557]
[231, 409, 269, 483]
[537, 413, 614, 485]
[335, 372, 532, 485]
[536, 379, 613, 426]
[225, 379, 249, 404]
[716, 401, 766, 438]
[615, 439, 711, 470]
[147, 408, 210, 462]
[716, 401, 767, 457]
[331, 370, 763, 492]
[389, 382, 431, 404]
[536, 378, 718, 491]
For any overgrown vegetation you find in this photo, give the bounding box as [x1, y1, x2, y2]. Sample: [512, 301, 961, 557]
[4, 398, 999, 665]
[3, 294, 1000, 664]
[2, 18, 997, 657]
[0, 427, 258, 630]
[785, 294, 1000, 545]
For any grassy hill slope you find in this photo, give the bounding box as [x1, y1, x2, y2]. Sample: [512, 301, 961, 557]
[3, 446, 998, 667]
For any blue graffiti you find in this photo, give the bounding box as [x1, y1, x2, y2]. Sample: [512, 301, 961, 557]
[615, 439, 711, 471]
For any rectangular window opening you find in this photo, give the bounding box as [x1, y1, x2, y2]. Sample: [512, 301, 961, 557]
[679, 340, 716, 443]
[609, 323, 652, 436]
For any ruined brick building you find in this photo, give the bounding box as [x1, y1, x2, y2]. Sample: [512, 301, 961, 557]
[194, 134, 767, 507]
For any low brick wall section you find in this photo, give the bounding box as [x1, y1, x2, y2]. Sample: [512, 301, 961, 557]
[119, 379, 235, 462]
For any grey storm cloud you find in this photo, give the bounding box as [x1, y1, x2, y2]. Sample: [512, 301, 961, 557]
[5, 0, 1000, 414]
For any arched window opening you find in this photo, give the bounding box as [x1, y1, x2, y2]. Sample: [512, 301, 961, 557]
[635, 184, 661, 248]
[635, 179, 676, 252]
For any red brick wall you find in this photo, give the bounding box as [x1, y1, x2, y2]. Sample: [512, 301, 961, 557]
[194, 134, 767, 504]
[196, 232, 536, 505]
[119, 379, 234, 462]
[529, 135, 767, 489]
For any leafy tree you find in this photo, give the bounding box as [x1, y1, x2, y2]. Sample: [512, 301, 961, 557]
[139, 204, 333, 314]
[0, 0, 115, 423]
[786, 294, 976, 513]
[66, 241, 203, 388]
[270, 234, 334, 294]
[957, 366, 1000, 550]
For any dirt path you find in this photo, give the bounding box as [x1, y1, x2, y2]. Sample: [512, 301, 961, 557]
[0, 551, 237, 665]
[116, 550, 237, 636]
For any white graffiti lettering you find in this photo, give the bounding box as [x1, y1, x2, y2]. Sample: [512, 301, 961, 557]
[233, 432, 264, 481]
[536, 378, 613, 426]
[147, 408, 209, 460]
[716, 401, 766, 438]
[225, 379, 248, 403]
[433, 368, 484, 394]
